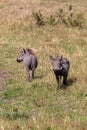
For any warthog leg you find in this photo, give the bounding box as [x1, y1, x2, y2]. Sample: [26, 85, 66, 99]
[25, 66, 31, 81]
[63, 75, 67, 88]
[32, 69, 35, 79]
[54, 71, 60, 89]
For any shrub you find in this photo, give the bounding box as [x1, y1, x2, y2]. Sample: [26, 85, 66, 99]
[32, 10, 45, 26]
[48, 15, 56, 25]
[68, 5, 84, 28]
[32, 6, 85, 28]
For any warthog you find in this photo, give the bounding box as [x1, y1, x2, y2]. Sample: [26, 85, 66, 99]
[17, 48, 38, 81]
[50, 55, 70, 89]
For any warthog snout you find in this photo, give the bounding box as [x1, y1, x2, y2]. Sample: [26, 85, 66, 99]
[16, 58, 23, 62]
[50, 55, 62, 71]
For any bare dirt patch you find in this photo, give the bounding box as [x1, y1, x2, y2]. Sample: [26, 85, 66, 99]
[0, 70, 11, 86]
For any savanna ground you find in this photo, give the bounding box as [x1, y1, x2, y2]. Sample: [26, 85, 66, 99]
[0, 0, 87, 129]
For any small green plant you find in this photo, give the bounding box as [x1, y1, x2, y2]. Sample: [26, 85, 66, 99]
[32, 10, 45, 26]
[3, 111, 29, 120]
[56, 8, 69, 27]
[73, 14, 84, 28]
[69, 5, 73, 11]
[46, 126, 52, 130]
[56, 5, 84, 28]
[3, 87, 23, 99]
[68, 5, 84, 28]
[48, 15, 56, 25]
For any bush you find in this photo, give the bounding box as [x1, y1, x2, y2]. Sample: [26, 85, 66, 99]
[32, 10, 45, 26]
[32, 6, 85, 28]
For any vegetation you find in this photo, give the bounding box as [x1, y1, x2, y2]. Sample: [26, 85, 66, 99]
[33, 10, 45, 26]
[32, 5, 85, 28]
[0, 0, 87, 129]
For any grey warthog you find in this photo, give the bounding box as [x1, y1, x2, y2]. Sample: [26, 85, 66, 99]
[50, 55, 70, 89]
[17, 48, 38, 81]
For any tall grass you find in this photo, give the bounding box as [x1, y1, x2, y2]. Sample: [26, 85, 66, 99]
[0, 0, 87, 129]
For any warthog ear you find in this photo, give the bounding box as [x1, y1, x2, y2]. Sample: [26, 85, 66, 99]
[23, 48, 26, 53]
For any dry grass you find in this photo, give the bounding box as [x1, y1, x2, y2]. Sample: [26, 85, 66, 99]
[0, 0, 87, 129]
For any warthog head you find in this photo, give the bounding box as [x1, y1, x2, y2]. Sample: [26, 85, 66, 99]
[50, 55, 70, 88]
[50, 55, 63, 71]
[16, 49, 26, 62]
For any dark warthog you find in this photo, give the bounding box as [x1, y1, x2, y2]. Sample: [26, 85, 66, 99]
[50, 55, 70, 89]
[17, 48, 38, 81]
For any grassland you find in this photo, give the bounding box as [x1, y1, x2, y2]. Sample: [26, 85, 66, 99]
[0, 0, 87, 129]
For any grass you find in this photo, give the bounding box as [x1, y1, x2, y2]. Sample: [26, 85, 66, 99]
[0, 0, 87, 129]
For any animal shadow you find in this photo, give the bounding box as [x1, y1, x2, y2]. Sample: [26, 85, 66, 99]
[58, 77, 77, 90]
[67, 77, 77, 87]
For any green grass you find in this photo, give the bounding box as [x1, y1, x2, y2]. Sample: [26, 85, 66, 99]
[0, 0, 87, 129]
